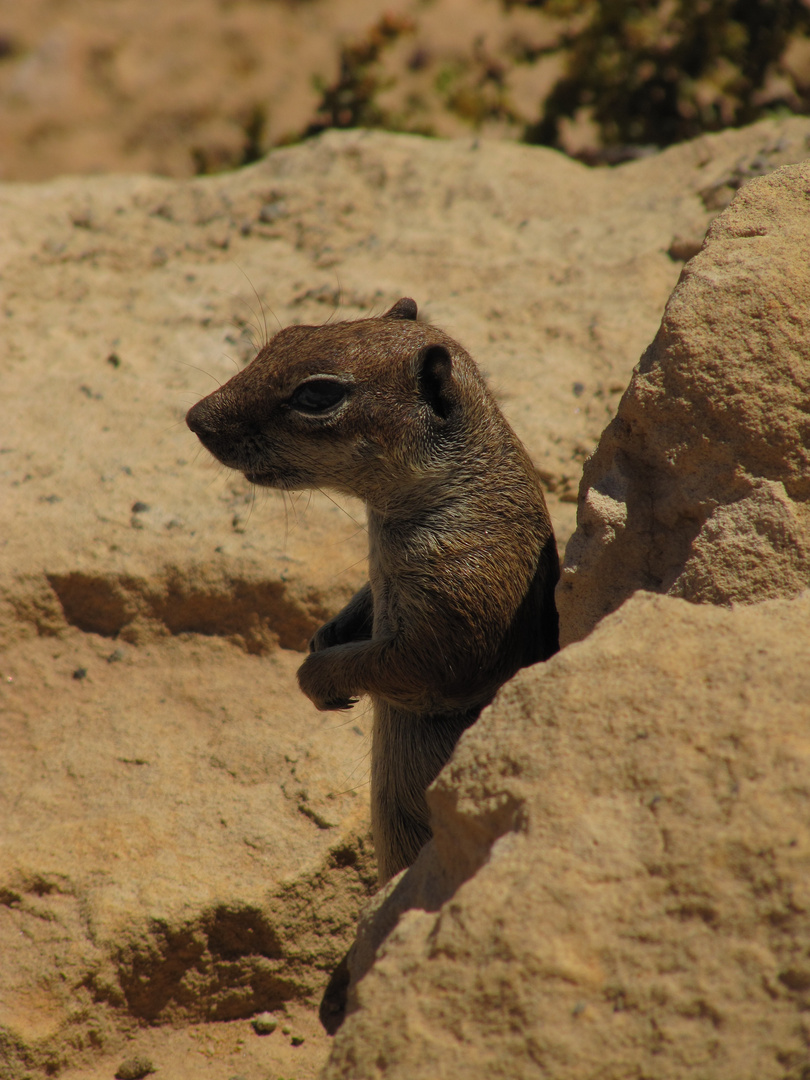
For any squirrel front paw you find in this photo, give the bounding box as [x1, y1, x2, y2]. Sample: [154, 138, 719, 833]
[309, 620, 341, 654]
[297, 651, 358, 711]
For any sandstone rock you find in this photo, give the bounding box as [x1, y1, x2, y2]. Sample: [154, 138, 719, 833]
[559, 161, 810, 645]
[326, 591, 810, 1080]
[2, 120, 810, 1077]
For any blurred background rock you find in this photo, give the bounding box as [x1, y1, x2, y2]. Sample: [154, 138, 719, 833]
[1, 0, 809, 181]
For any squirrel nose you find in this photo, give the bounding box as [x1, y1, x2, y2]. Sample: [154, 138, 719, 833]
[186, 397, 217, 437]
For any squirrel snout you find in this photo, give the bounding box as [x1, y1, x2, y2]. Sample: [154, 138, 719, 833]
[185, 397, 218, 438]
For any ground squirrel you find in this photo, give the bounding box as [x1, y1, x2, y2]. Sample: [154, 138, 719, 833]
[186, 298, 559, 882]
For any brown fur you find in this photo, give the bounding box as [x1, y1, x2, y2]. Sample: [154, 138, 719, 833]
[186, 298, 559, 882]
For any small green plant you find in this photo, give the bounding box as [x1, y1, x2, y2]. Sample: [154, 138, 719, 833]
[435, 39, 519, 127]
[306, 14, 416, 134]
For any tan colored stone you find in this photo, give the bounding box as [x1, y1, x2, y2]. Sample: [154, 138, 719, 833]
[559, 161, 810, 645]
[3, 120, 810, 1076]
[326, 591, 810, 1080]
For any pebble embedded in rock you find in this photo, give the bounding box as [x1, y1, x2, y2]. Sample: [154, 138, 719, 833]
[251, 1012, 278, 1035]
[115, 1057, 155, 1080]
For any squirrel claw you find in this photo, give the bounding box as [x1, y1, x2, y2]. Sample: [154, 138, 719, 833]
[325, 696, 358, 711]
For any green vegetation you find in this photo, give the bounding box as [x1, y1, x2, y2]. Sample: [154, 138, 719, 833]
[306, 15, 418, 135]
[525, 0, 810, 152]
[303, 0, 810, 162]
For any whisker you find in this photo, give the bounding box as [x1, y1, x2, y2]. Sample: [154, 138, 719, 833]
[335, 554, 369, 577]
[315, 487, 368, 533]
[176, 359, 222, 387]
[226, 294, 263, 352]
[242, 480, 258, 530]
[324, 274, 343, 326]
[281, 490, 291, 548]
[329, 776, 371, 797]
[232, 261, 281, 343]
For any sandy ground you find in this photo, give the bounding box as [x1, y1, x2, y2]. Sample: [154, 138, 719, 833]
[57, 1003, 328, 1080]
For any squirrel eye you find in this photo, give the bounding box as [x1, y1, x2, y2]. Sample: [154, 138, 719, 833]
[290, 378, 348, 414]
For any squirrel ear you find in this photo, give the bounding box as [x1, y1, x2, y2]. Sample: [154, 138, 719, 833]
[417, 345, 455, 420]
[383, 297, 418, 321]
